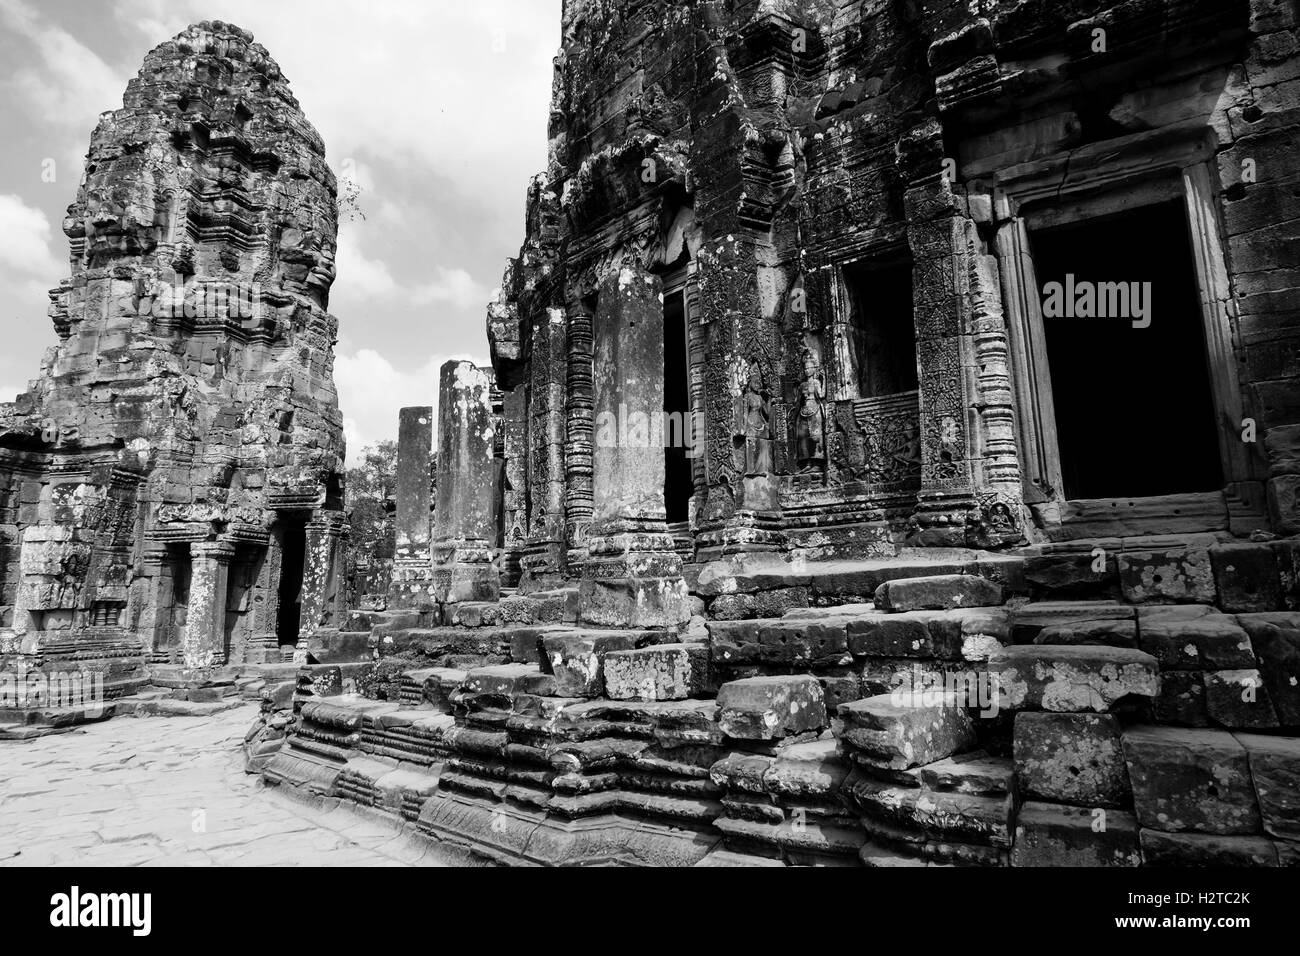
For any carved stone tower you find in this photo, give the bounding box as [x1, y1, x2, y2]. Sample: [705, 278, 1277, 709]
[0, 21, 348, 695]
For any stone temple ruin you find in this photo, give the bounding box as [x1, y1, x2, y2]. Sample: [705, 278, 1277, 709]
[0, 22, 347, 700]
[6, 0, 1300, 867]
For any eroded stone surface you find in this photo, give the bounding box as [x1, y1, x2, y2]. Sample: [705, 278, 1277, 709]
[1013, 713, 1130, 807]
[1122, 726, 1261, 835]
[716, 676, 827, 741]
[838, 692, 975, 771]
[987, 646, 1160, 712]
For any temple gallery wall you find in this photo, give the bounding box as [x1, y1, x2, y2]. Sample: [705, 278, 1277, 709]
[3, 0, 1300, 867]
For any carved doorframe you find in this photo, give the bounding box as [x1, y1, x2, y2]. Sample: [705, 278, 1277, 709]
[991, 128, 1254, 507]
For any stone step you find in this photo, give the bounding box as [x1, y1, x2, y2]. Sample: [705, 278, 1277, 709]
[708, 604, 1009, 670]
[987, 645, 1160, 713]
[838, 692, 976, 770]
[119, 696, 248, 718]
[694, 847, 787, 867]
[716, 675, 827, 742]
[303, 630, 373, 665]
[873, 574, 1004, 612]
[696, 551, 1024, 617]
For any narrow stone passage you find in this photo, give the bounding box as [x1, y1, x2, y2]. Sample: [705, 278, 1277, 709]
[0, 706, 447, 867]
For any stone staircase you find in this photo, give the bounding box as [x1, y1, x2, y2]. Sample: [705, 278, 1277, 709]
[239, 557, 1300, 866]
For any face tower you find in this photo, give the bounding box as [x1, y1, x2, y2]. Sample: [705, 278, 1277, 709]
[0, 21, 348, 701]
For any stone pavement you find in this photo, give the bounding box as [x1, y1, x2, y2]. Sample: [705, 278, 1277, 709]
[0, 703, 448, 867]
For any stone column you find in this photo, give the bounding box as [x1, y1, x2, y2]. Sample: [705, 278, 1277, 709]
[182, 540, 233, 671]
[432, 361, 500, 605]
[138, 543, 168, 655]
[580, 264, 689, 627]
[564, 298, 595, 562]
[297, 511, 347, 658]
[520, 308, 568, 591]
[388, 405, 435, 609]
[903, 162, 1026, 547]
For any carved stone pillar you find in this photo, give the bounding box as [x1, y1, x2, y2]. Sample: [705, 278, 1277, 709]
[580, 264, 689, 627]
[499, 386, 527, 587]
[520, 308, 568, 591]
[183, 540, 233, 671]
[904, 174, 1026, 546]
[564, 299, 595, 564]
[388, 405, 435, 609]
[138, 543, 167, 656]
[432, 361, 500, 605]
[248, 538, 281, 664]
[297, 512, 347, 657]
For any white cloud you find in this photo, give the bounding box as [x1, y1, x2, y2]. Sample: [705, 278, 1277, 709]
[0, 195, 62, 299]
[0, 384, 20, 403]
[0, 0, 128, 179]
[333, 231, 491, 313]
[412, 267, 491, 310]
[334, 348, 484, 464]
[334, 231, 399, 301]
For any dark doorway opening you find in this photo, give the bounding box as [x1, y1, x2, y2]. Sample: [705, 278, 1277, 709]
[844, 255, 918, 398]
[663, 288, 692, 524]
[1031, 199, 1223, 499]
[275, 520, 306, 648]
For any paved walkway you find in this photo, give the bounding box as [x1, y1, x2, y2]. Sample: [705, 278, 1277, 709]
[0, 703, 446, 866]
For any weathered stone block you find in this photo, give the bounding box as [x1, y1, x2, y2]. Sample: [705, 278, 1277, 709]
[1033, 619, 1138, 648]
[540, 632, 639, 697]
[918, 753, 1013, 795]
[986, 645, 1159, 712]
[1010, 601, 1135, 644]
[1210, 543, 1282, 613]
[1204, 669, 1279, 729]
[846, 771, 1014, 847]
[1138, 618, 1256, 671]
[1014, 712, 1130, 807]
[507, 626, 549, 666]
[761, 739, 850, 799]
[708, 615, 849, 668]
[1122, 726, 1261, 835]
[1234, 733, 1300, 840]
[1023, 551, 1118, 599]
[1235, 614, 1300, 726]
[696, 553, 809, 596]
[1010, 802, 1142, 867]
[1118, 549, 1216, 604]
[1154, 670, 1209, 726]
[602, 643, 708, 701]
[873, 574, 1002, 611]
[838, 692, 976, 770]
[708, 751, 775, 793]
[716, 675, 827, 741]
[818, 673, 864, 712]
[1268, 475, 1300, 534]
[1139, 829, 1279, 866]
[845, 611, 964, 659]
[708, 593, 756, 620]
[1273, 541, 1300, 610]
[753, 587, 810, 618]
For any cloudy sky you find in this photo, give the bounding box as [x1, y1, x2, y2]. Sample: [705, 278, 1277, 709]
[0, 0, 560, 462]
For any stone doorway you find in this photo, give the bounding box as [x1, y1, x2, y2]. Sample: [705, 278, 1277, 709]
[663, 283, 692, 525]
[274, 519, 306, 651]
[993, 135, 1257, 534]
[1029, 199, 1223, 500]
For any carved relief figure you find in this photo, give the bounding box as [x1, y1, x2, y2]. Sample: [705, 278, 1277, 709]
[734, 365, 773, 477]
[795, 352, 826, 472]
[889, 422, 923, 473]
